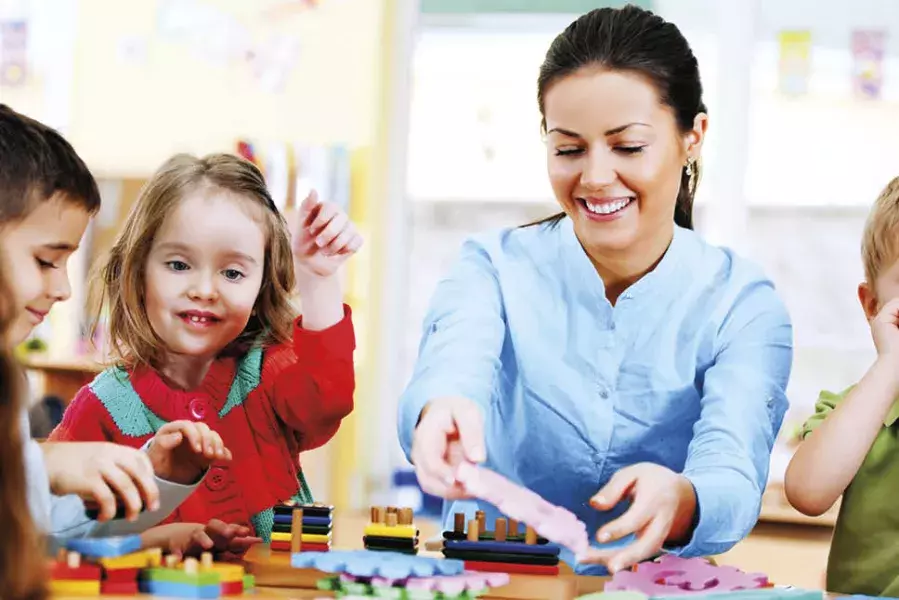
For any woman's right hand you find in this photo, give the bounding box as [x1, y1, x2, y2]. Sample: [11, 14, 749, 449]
[411, 396, 486, 499]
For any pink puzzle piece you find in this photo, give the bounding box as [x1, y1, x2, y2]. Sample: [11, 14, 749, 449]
[340, 571, 510, 595]
[605, 556, 769, 596]
[452, 461, 591, 559]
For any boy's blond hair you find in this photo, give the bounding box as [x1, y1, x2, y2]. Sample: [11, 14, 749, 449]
[92, 153, 297, 369]
[862, 176, 899, 285]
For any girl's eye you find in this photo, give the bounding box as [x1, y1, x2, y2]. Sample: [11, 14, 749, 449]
[165, 260, 189, 272]
[554, 148, 583, 156]
[36, 258, 57, 269]
[223, 269, 245, 282]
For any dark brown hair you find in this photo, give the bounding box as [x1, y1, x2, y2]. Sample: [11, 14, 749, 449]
[0, 104, 101, 221]
[531, 4, 706, 230]
[0, 251, 49, 600]
[94, 153, 296, 368]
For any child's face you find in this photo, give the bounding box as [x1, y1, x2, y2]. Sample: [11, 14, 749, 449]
[859, 256, 899, 321]
[0, 196, 91, 345]
[144, 191, 266, 362]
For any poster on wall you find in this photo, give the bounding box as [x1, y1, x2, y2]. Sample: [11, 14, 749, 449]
[0, 20, 28, 87]
[851, 30, 886, 100]
[778, 30, 812, 96]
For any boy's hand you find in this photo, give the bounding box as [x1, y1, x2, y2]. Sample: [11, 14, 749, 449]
[872, 298, 899, 359]
[291, 189, 363, 283]
[147, 520, 262, 561]
[147, 421, 231, 485]
[41, 441, 160, 522]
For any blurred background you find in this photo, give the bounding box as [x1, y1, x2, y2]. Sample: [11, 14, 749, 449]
[2, 0, 897, 587]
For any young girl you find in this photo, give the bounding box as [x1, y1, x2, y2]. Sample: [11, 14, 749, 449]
[50, 152, 361, 543]
[1, 103, 232, 555]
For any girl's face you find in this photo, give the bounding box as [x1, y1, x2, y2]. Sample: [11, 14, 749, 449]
[0, 196, 91, 345]
[144, 190, 266, 362]
[543, 67, 705, 258]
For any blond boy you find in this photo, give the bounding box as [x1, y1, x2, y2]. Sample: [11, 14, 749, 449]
[785, 176, 899, 595]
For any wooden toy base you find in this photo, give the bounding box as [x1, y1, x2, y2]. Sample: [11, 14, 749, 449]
[243, 544, 606, 599]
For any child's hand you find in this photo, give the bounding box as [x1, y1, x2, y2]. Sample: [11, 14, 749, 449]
[147, 421, 231, 485]
[291, 189, 363, 282]
[151, 520, 262, 561]
[872, 298, 899, 359]
[41, 441, 160, 521]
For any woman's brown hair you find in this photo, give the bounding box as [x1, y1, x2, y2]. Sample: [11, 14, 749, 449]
[93, 153, 296, 368]
[0, 252, 49, 600]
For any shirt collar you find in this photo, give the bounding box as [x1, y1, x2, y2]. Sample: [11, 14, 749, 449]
[885, 401, 899, 427]
[559, 217, 688, 302]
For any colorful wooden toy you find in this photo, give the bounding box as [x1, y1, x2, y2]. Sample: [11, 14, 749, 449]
[291, 549, 465, 579]
[441, 514, 561, 576]
[271, 502, 334, 553]
[364, 506, 419, 554]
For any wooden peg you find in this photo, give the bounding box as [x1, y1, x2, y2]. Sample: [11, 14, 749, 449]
[467, 518, 480, 542]
[495, 518, 508, 542]
[386, 506, 398, 515]
[200, 552, 213, 569]
[165, 554, 178, 568]
[291, 508, 303, 553]
[399, 507, 414, 525]
[475, 510, 485, 531]
[66, 552, 81, 569]
[371, 506, 385, 524]
[386, 512, 398, 527]
[183, 557, 199, 575]
[148, 548, 163, 567]
[525, 525, 537, 545]
[453, 513, 465, 534]
[508, 519, 519, 537]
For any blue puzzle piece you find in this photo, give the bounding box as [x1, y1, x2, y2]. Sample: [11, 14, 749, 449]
[444, 539, 561, 556]
[140, 580, 221, 599]
[273, 514, 332, 527]
[66, 534, 142, 558]
[290, 549, 464, 578]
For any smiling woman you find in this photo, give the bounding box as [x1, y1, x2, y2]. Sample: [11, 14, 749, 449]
[398, 4, 793, 577]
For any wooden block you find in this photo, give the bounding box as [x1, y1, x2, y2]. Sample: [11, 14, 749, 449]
[525, 526, 537, 545]
[445, 539, 560, 556]
[467, 518, 480, 542]
[386, 512, 398, 527]
[49, 579, 101, 595]
[291, 508, 303, 554]
[454, 512, 465, 534]
[97, 548, 161, 570]
[509, 519, 519, 536]
[370, 505, 383, 523]
[443, 549, 559, 566]
[496, 518, 508, 542]
[386, 506, 398, 514]
[363, 523, 417, 538]
[464, 560, 560, 576]
[399, 507, 414, 525]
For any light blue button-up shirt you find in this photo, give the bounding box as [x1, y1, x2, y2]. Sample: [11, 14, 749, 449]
[397, 218, 792, 574]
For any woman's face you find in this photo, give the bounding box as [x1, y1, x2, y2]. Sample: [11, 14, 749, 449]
[543, 66, 706, 258]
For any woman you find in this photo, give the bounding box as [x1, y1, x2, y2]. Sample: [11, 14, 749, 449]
[397, 5, 792, 575]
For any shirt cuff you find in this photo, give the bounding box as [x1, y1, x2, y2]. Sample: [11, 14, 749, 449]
[664, 470, 756, 558]
[294, 303, 355, 362]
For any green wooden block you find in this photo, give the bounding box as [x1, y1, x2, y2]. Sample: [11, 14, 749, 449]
[142, 567, 220, 586]
[242, 573, 255, 590]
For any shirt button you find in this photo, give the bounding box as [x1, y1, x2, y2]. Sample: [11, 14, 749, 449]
[206, 466, 228, 492]
[600, 389, 609, 399]
[189, 398, 208, 420]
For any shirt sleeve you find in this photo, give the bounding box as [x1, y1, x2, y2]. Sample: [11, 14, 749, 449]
[669, 280, 793, 557]
[799, 388, 850, 440]
[264, 304, 356, 452]
[396, 239, 506, 461]
[49, 438, 205, 541]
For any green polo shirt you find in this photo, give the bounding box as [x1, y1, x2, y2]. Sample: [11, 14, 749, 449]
[801, 386, 899, 596]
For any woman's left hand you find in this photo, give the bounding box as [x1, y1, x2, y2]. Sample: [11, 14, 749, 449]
[579, 463, 697, 573]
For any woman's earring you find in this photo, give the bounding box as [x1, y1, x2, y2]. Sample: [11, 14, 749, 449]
[685, 158, 697, 195]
